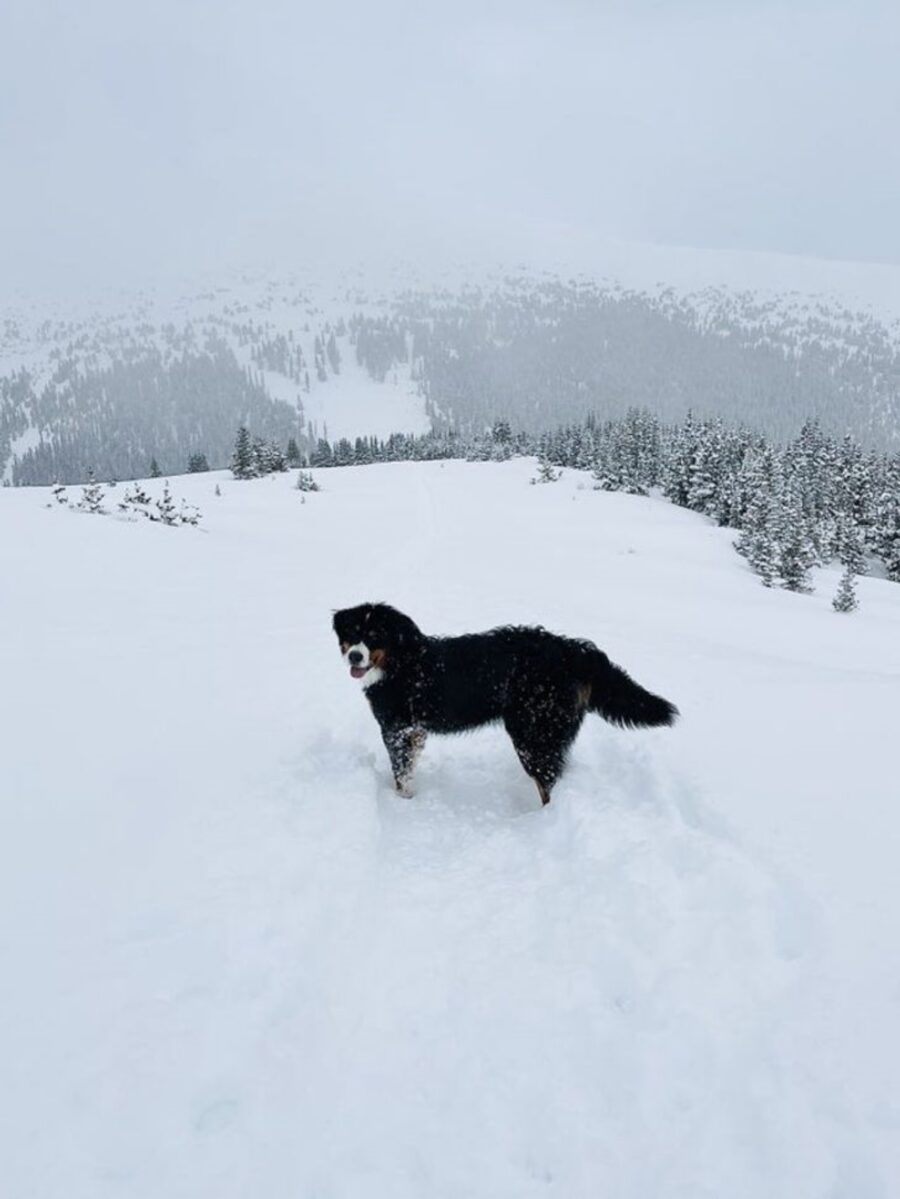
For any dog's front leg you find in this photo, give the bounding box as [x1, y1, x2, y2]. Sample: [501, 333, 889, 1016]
[383, 725, 426, 797]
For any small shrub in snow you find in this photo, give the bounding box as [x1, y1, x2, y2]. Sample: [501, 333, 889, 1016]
[153, 482, 179, 526]
[78, 471, 106, 514]
[118, 482, 152, 516]
[115, 480, 201, 528]
[295, 469, 320, 492]
[179, 500, 201, 526]
[531, 458, 561, 484]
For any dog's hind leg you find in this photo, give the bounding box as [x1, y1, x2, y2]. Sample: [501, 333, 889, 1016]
[503, 686, 585, 806]
[383, 725, 427, 797]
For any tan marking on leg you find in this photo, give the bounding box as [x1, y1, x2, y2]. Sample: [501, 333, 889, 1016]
[396, 728, 426, 797]
[535, 779, 551, 806]
[576, 682, 592, 709]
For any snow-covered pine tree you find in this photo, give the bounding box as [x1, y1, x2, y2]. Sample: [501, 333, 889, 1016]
[532, 457, 561, 484]
[490, 420, 513, 462]
[178, 500, 201, 526]
[661, 410, 697, 508]
[685, 419, 723, 517]
[354, 437, 373, 465]
[231, 426, 256, 479]
[833, 513, 866, 577]
[309, 438, 333, 467]
[832, 564, 858, 613]
[872, 458, 900, 582]
[625, 408, 661, 494]
[154, 482, 179, 526]
[79, 470, 106, 514]
[295, 469, 320, 492]
[265, 441, 288, 473]
[776, 473, 816, 593]
[734, 449, 780, 586]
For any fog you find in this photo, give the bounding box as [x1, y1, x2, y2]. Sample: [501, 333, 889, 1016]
[3, 0, 899, 292]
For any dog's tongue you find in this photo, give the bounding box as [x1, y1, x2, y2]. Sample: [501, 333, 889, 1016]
[350, 664, 369, 679]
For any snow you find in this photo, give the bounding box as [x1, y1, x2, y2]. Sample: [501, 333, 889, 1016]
[298, 352, 429, 443]
[1, 461, 899, 1197]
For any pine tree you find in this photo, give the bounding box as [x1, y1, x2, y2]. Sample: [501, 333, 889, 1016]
[734, 449, 780, 586]
[686, 420, 723, 516]
[532, 457, 561, 484]
[118, 481, 152, 517]
[149, 458, 162, 478]
[776, 472, 816, 593]
[187, 453, 209, 473]
[662, 411, 697, 508]
[154, 482, 179, 526]
[79, 470, 106, 514]
[872, 459, 900, 581]
[178, 500, 201, 526]
[295, 469, 320, 492]
[832, 564, 858, 613]
[834, 513, 865, 577]
[231, 426, 256, 479]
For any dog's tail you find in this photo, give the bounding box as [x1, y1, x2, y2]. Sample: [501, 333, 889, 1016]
[577, 644, 678, 729]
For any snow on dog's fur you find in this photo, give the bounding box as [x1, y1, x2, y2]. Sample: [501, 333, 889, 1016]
[333, 602, 678, 804]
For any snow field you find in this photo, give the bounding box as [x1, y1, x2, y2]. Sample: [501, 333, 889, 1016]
[1, 460, 899, 1197]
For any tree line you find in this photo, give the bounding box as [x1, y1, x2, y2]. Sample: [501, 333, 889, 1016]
[293, 412, 900, 597]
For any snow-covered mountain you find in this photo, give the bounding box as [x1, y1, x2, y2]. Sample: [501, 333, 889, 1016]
[3, 249, 900, 484]
[2, 458, 898, 1196]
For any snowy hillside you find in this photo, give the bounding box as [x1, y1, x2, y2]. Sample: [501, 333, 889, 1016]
[3, 251, 900, 484]
[2, 460, 899, 1197]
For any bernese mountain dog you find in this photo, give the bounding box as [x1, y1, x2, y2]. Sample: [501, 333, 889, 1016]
[333, 603, 678, 806]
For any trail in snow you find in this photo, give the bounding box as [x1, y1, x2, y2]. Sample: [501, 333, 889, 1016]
[1, 460, 898, 1198]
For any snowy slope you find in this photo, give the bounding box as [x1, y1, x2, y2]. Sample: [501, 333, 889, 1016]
[2, 461, 899, 1198]
[5, 250, 900, 485]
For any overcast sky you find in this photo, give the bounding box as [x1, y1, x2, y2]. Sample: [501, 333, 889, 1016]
[2, 0, 899, 291]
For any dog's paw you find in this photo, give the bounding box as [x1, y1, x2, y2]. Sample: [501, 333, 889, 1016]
[395, 781, 415, 799]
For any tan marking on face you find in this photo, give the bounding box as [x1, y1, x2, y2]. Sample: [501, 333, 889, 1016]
[370, 647, 387, 668]
[339, 641, 350, 655]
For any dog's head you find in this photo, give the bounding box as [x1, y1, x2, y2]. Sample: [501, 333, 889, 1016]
[332, 603, 423, 688]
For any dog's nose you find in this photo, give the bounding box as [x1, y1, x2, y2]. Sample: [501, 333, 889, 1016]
[348, 650, 363, 665]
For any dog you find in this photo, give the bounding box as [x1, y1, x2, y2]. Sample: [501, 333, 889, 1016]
[333, 603, 678, 805]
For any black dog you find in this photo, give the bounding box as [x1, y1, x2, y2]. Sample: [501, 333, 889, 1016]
[333, 603, 677, 805]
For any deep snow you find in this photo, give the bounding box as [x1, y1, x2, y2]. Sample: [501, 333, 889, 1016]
[1, 460, 899, 1198]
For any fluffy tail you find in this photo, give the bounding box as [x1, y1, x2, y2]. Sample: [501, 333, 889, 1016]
[579, 645, 678, 729]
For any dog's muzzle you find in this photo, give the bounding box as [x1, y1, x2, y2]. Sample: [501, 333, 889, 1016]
[346, 645, 371, 679]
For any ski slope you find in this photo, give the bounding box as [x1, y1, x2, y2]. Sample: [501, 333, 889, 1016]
[2, 460, 899, 1198]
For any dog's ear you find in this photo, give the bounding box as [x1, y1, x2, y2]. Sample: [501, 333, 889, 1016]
[386, 609, 422, 650]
